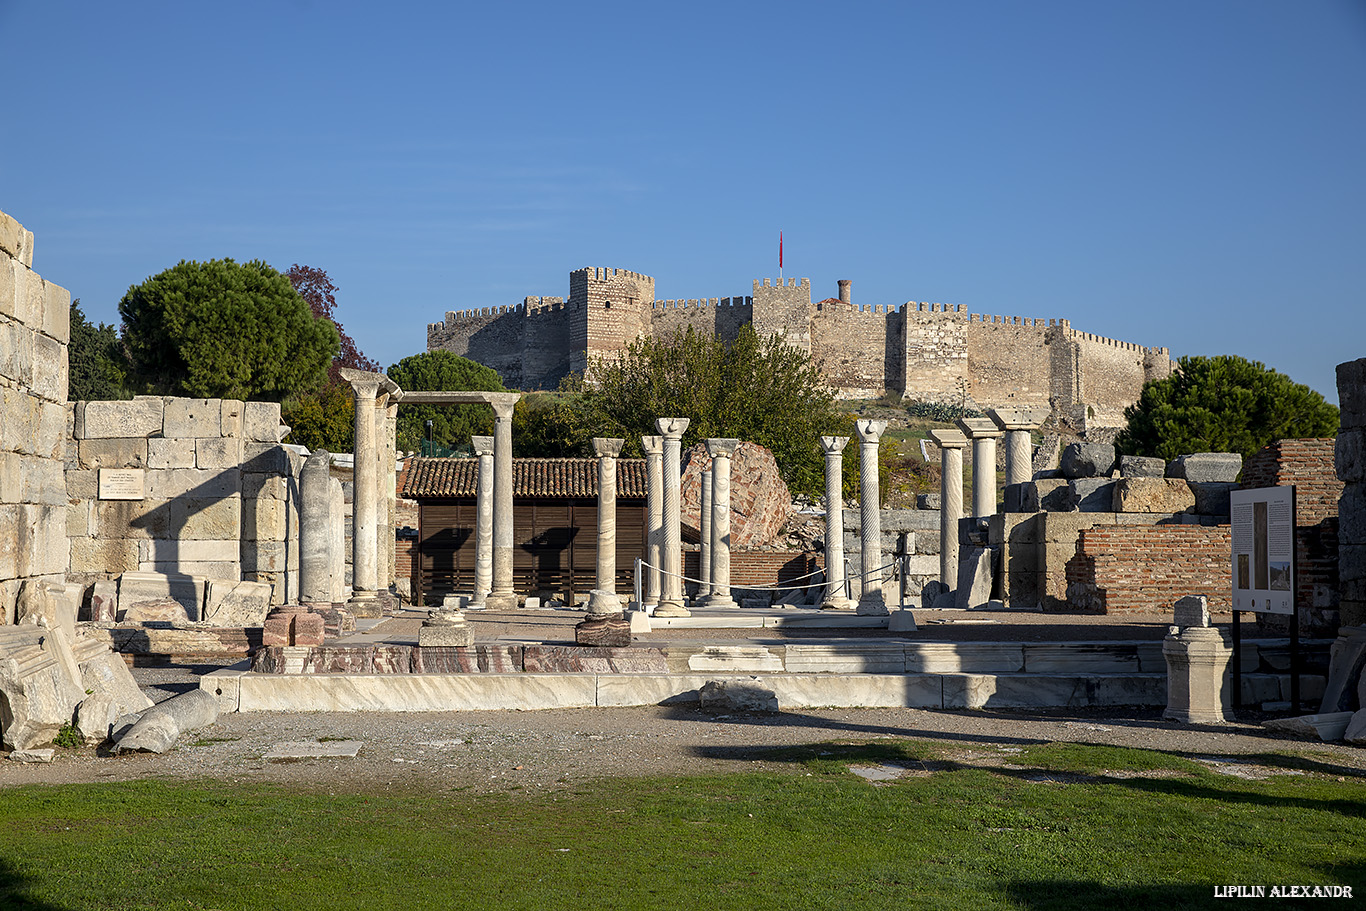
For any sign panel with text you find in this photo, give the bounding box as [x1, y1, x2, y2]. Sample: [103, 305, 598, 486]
[1230, 485, 1295, 615]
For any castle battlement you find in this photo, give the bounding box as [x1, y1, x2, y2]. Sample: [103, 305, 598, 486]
[574, 266, 651, 283]
[650, 296, 753, 310]
[755, 277, 810, 289]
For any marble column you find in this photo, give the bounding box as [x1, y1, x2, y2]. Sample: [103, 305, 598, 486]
[855, 419, 889, 616]
[485, 395, 518, 610]
[471, 435, 495, 606]
[340, 368, 392, 615]
[929, 428, 968, 591]
[380, 396, 399, 599]
[654, 417, 690, 617]
[986, 407, 1048, 489]
[820, 436, 854, 610]
[697, 470, 713, 600]
[299, 449, 333, 608]
[641, 435, 664, 609]
[329, 477, 345, 603]
[585, 438, 625, 618]
[958, 417, 1003, 519]
[701, 439, 738, 609]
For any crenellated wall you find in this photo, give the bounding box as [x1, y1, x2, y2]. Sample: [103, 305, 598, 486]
[427, 268, 1173, 425]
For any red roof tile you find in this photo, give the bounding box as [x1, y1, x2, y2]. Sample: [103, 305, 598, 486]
[401, 456, 648, 499]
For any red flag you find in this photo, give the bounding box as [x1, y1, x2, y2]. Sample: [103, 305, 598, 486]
[779, 231, 783, 269]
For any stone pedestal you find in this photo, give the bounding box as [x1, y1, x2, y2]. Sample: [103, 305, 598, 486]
[262, 607, 325, 647]
[574, 613, 632, 647]
[654, 418, 691, 617]
[419, 609, 473, 647]
[641, 435, 664, 610]
[471, 435, 495, 607]
[820, 436, 854, 610]
[701, 439, 739, 609]
[484, 396, 519, 610]
[855, 419, 889, 616]
[1163, 627, 1232, 723]
[958, 417, 1003, 519]
[583, 438, 625, 620]
[929, 429, 968, 592]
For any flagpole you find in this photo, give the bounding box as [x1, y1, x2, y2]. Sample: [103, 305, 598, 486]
[779, 230, 783, 282]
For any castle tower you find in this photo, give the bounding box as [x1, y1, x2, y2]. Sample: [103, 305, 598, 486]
[569, 267, 656, 377]
[751, 277, 812, 354]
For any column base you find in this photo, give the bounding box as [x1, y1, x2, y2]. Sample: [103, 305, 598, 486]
[584, 589, 622, 618]
[575, 612, 631, 647]
[653, 599, 691, 618]
[889, 609, 918, 632]
[856, 591, 890, 617]
[482, 592, 518, 611]
[699, 594, 737, 609]
[419, 611, 474, 647]
[262, 607, 325, 647]
[347, 593, 383, 619]
[820, 598, 856, 611]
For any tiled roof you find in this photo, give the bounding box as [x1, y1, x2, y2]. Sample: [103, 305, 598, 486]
[401, 457, 648, 499]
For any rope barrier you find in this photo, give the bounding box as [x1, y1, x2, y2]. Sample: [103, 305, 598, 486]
[636, 558, 903, 594]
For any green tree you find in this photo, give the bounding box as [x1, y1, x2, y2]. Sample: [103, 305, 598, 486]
[1115, 355, 1339, 462]
[67, 299, 129, 401]
[512, 391, 599, 457]
[118, 259, 338, 401]
[582, 325, 848, 497]
[387, 351, 506, 453]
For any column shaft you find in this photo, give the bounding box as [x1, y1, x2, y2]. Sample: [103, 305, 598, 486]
[820, 436, 853, 609]
[702, 440, 738, 608]
[351, 383, 378, 600]
[486, 399, 517, 609]
[586, 438, 625, 616]
[698, 470, 712, 599]
[855, 420, 889, 616]
[642, 436, 664, 607]
[299, 449, 332, 606]
[654, 418, 690, 617]
[472, 436, 495, 605]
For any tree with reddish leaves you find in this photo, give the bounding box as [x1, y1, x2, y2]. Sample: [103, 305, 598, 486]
[285, 264, 379, 381]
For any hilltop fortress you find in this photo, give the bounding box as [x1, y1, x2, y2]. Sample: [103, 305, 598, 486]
[427, 267, 1174, 427]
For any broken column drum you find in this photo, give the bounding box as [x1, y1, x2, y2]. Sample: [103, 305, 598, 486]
[702, 439, 739, 609]
[820, 435, 854, 610]
[855, 419, 889, 616]
[299, 449, 333, 607]
[654, 417, 691, 617]
[585, 437, 626, 617]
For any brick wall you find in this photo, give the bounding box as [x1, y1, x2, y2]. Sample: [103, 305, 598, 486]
[1066, 524, 1232, 614]
[683, 551, 824, 597]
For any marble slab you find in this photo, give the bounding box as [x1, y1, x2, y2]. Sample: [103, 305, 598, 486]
[412, 646, 523, 674]
[687, 646, 784, 672]
[1022, 643, 1142, 674]
[905, 642, 1025, 674]
[236, 673, 599, 712]
[372, 646, 413, 674]
[783, 643, 907, 674]
[524, 645, 669, 674]
[304, 647, 375, 675]
[263, 740, 364, 759]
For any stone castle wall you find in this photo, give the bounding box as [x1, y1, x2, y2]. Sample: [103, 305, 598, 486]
[428, 267, 1173, 422]
[0, 210, 70, 624]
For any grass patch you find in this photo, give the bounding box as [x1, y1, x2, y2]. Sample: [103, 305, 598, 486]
[0, 740, 1362, 909]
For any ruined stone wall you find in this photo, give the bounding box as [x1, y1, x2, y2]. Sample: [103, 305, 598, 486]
[426, 305, 529, 388]
[65, 398, 303, 606]
[751, 278, 811, 353]
[965, 315, 1054, 409]
[650, 297, 752, 344]
[1072, 332, 1172, 427]
[809, 302, 896, 398]
[1066, 524, 1233, 613]
[898, 305, 970, 402]
[0, 210, 70, 625]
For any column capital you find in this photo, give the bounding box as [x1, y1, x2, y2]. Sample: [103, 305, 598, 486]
[472, 435, 494, 457]
[489, 393, 519, 421]
[656, 417, 690, 439]
[641, 434, 664, 456]
[986, 406, 1049, 432]
[929, 428, 969, 449]
[704, 437, 739, 458]
[593, 437, 625, 458]
[854, 419, 887, 443]
[820, 435, 849, 454]
[957, 417, 1003, 439]
[338, 367, 399, 398]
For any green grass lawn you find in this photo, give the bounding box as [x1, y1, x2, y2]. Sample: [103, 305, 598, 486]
[2, 741, 1362, 910]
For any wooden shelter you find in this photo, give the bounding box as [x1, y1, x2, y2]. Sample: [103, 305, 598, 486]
[401, 456, 648, 606]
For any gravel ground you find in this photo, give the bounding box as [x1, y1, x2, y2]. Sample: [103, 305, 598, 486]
[3, 657, 1364, 794]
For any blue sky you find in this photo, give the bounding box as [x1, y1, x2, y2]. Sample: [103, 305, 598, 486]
[2, 0, 1362, 403]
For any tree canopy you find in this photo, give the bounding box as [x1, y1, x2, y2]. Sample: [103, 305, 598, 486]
[118, 259, 338, 401]
[1115, 355, 1339, 461]
[387, 351, 506, 453]
[580, 325, 848, 497]
[67, 299, 128, 401]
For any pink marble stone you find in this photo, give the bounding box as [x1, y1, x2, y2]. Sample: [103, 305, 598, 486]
[372, 645, 413, 674]
[522, 646, 669, 674]
[305, 647, 375, 674]
[412, 645, 523, 674]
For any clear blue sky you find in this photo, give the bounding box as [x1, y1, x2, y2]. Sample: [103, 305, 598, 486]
[3, 1, 1362, 403]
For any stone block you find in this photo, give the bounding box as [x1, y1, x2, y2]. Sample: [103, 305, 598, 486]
[1166, 452, 1242, 484]
[1338, 359, 1366, 429]
[117, 571, 206, 618]
[137, 538, 238, 565]
[163, 398, 221, 438]
[1263, 712, 1354, 742]
[0, 628, 86, 750]
[90, 580, 118, 622]
[0, 211, 30, 263]
[1002, 483, 1030, 513]
[77, 438, 147, 471]
[19, 455, 67, 507]
[42, 279, 70, 344]
[0, 319, 31, 383]
[1336, 430, 1366, 483]
[1173, 594, 1211, 628]
[1060, 442, 1117, 479]
[242, 540, 287, 573]
[219, 399, 244, 438]
[412, 645, 522, 674]
[147, 437, 196, 469]
[69, 537, 139, 574]
[65, 468, 98, 498]
[242, 443, 292, 474]
[93, 498, 172, 539]
[242, 474, 289, 501]
[1071, 478, 1116, 512]
[75, 693, 118, 744]
[917, 493, 940, 510]
[699, 677, 779, 713]
[241, 496, 286, 541]
[39, 402, 66, 460]
[688, 646, 783, 672]
[12, 264, 43, 327]
[78, 398, 164, 439]
[29, 332, 66, 403]
[1339, 486, 1366, 546]
[1190, 481, 1237, 517]
[196, 435, 243, 470]
[1112, 477, 1195, 513]
[170, 496, 242, 540]
[1040, 511, 1114, 543]
[146, 467, 240, 500]
[1119, 455, 1166, 478]
[142, 560, 239, 582]
[955, 547, 994, 609]
[1025, 479, 1075, 512]
[244, 401, 283, 442]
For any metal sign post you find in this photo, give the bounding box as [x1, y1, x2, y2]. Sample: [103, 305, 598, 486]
[1230, 485, 1300, 712]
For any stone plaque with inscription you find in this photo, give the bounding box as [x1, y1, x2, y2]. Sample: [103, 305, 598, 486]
[99, 468, 146, 501]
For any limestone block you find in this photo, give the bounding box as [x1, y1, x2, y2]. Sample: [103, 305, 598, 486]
[140, 560, 239, 583]
[170, 496, 242, 540]
[0, 256, 13, 318]
[77, 398, 164, 439]
[0, 451, 22, 503]
[1190, 481, 1237, 517]
[42, 279, 70, 344]
[138, 538, 238, 565]
[66, 500, 93, 537]
[0, 388, 38, 454]
[17, 457, 68, 507]
[1119, 455, 1166, 478]
[1339, 487, 1366, 546]
[244, 401, 283, 442]
[11, 263, 43, 326]
[1346, 709, 1366, 744]
[196, 435, 243, 470]
[242, 540, 287, 573]
[38, 402, 66, 460]
[242, 474, 288, 501]
[241, 496, 286, 541]
[699, 677, 780, 713]
[69, 536, 139, 574]
[75, 693, 118, 744]
[219, 399, 244, 438]
[1025, 479, 1075, 512]
[93, 498, 172, 539]
[1173, 594, 1211, 628]
[1040, 511, 1114, 543]
[0, 627, 86, 750]
[0, 319, 31, 383]
[1166, 452, 1242, 483]
[0, 211, 30, 264]
[65, 468, 98, 498]
[955, 547, 994, 609]
[118, 571, 206, 618]
[242, 443, 292, 474]
[1263, 712, 1354, 742]
[77, 437, 148, 470]
[27, 506, 68, 576]
[1112, 477, 1195, 513]
[29, 332, 65, 403]
[163, 398, 222, 438]
[147, 437, 196, 469]
[1060, 443, 1117, 479]
[146, 467, 240, 500]
[1071, 478, 1116, 512]
[203, 579, 273, 626]
[688, 646, 783, 672]
[1336, 359, 1366, 429]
